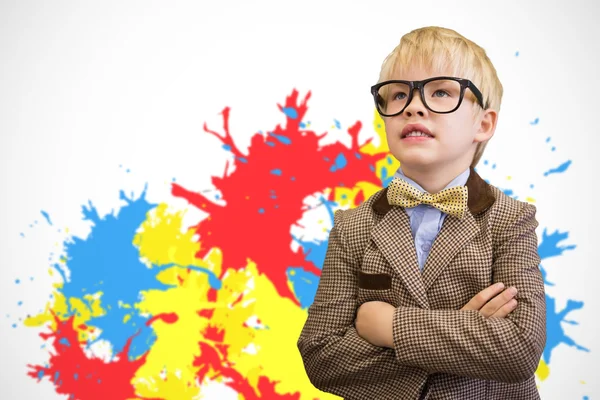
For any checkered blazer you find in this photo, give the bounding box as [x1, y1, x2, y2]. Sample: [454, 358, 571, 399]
[297, 167, 546, 400]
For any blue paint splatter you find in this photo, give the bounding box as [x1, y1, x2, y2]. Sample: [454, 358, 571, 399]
[268, 132, 292, 145]
[258, 208, 265, 214]
[536, 225, 586, 364]
[380, 166, 394, 188]
[270, 169, 282, 176]
[41, 211, 53, 226]
[530, 117, 539, 125]
[222, 144, 232, 151]
[540, 266, 554, 286]
[546, 137, 551, 143]
[287, 267, 319, 309]
[265, 141, 276, 147]
[59, 338, 71, 347]
[282, 107, 298, 119]
[538, 228, 576, 260]
[329, 153, 347, 172]
[334, 119, 341, 129]
[236, 157, 248, 164]
[54, 186, 169, 359]
[543, 160, 572, 177]
[15, 279, 20, 284]
[299, 122, 306, 129]
[515, 51, 520, 57]
[543, 296, 589, 364]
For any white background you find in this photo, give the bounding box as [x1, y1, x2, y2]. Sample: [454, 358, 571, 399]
[1, 0, 599, 399]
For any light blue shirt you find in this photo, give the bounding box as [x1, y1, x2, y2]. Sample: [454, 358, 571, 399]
[393, 167, 471, 271]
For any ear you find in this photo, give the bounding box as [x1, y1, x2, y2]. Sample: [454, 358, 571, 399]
[473, 108, 498, 143]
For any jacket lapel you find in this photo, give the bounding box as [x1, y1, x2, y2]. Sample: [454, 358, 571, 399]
[371, 206, 430, 309]
[421, 210, 478, 290]
[371, 166, 495, 306]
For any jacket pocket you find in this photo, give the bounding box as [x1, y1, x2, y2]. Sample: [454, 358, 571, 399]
[358, 271, 392, 290]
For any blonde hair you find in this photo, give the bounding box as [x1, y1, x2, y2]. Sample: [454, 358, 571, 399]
[378, 26, 503, 167]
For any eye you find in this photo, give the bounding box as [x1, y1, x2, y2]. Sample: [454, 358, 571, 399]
[433, 90, 450, 98]
[393, 91, 407, 100]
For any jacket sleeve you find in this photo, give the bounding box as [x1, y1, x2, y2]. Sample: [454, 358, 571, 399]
[297, 209, 418, 397]
[391, 202, 547, 383]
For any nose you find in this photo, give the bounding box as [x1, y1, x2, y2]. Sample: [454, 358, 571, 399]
[403, 88, 428, 117]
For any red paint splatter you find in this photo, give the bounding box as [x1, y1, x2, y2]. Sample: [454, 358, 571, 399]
[27, 314, 153, 400]
[207, 288, 218, 302]
[194, 341, 300, 399]
[172, 90, 384, 305]
[197, 309, 215, 319]
[146, 312, 178, 326]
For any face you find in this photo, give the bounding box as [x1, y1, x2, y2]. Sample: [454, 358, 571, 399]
[381, 65, 496, 174]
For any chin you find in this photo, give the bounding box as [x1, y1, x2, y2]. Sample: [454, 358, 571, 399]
[395, 154, 439, 169]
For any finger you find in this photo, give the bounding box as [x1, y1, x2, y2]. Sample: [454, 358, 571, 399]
[490, 299, 518, 318]
[461, 282, 505, 311]
[479, 287, 518, 318]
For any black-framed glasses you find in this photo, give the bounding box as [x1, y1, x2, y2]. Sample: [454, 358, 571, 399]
[370, 76, 486, 116]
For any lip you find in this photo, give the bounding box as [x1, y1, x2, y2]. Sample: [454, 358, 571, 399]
[401, 124, 434, 138]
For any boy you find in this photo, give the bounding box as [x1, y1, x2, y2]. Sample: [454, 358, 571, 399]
[297, 27, 546, 400]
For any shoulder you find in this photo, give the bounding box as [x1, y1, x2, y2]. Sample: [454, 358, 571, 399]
[485, 184, 538, 231]
[331, 188, 385, 255]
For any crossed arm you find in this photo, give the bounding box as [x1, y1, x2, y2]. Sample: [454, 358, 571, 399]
[297, 203, 546, 393]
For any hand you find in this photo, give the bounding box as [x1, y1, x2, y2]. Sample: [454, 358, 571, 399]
[461, 282, 518, 318]
[355, 301, 395, 348]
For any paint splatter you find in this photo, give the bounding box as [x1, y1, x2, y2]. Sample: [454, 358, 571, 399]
[20, 89, 587, 398]
[41, 210, 53, 225]
[171, 90, 385, 305]
[544, 160, 572, 176]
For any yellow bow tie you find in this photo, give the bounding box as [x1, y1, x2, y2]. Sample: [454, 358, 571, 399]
[387, 177, 469, 219]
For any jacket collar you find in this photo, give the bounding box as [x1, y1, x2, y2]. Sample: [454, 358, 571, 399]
[372, 166, 495, 216]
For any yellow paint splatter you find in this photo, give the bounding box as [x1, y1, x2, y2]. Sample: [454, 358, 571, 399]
[230, 261, 339, 399]
[333, 181, 384, 208]
[24, 282, 105, 344]
[535, 359, 549, 381]
[131, 202, 337, 398]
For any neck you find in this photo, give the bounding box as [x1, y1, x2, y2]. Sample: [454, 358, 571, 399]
[400, 162, 470, 194]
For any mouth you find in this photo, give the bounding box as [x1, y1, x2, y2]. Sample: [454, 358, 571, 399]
[401, 131, 435, 139]
[401, 124, 434, 139]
